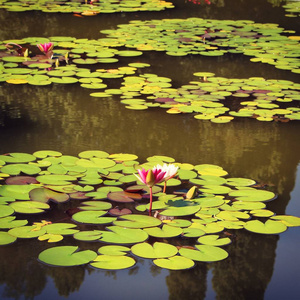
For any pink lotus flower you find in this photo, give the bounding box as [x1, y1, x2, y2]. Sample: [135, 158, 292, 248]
[134, 168, 166, 215]
[37, 42, 54, 54]
[134, 168, 165, 188]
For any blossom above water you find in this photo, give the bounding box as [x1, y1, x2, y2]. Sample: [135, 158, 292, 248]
[37, 42, 54, 54]
[155, 163, 178, 180]
[134, 168, 166, 187]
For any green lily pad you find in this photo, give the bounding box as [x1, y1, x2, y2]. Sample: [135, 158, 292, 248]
[182, 227, 206, 238]
[98, 245, 130, 256]
[113, 214, 162, 228]
[232, 201, 266, 210]
[197, 234, 231, 246]
[79, 201, 112, 211]
[33, 151, 62, 159]
[131, 242, 178, 259]
[160, 200, 201, 217]
[38, 233, 63, 243]
[38, 246, 97, 266]
[0, 216, 28, 229]
[250, 209, 274, 217]
[199, 185, 232, 195]
[189, 222, 224, 234]
[98, 226, 149, 244]
[44, 223, 78, 235]
[0, 153, 36, 163]
[195, 164, 228, 176]
[8, 225, 46, 238]
[153, 256, 195, 270]
[179, 244, 228, 262]
[244, 220, 287, 234]
[216, 220, 245, 229]
[216, 211, 250, 221]
[9, 201, 50, 214]
[73, 230, 103, 241]
[194, 196, 225, 208]
[90, 255, 135, 270]
[50, 77, 78, 84]
[270, 215, 300, 227]
[36, 174, 77, 185]
[143, 224, 183, 238]
[72, 210, 116, 225]
[0, 232, 17, 245]
[190, 175, 227, 186]
[226, 178, 256, 187]
[0, 164, 41, 175]
[117, 50, 143, 57]
[0, 204, 14, 217]
[229, 189, 276, 202]
[163, 219, 192, 228]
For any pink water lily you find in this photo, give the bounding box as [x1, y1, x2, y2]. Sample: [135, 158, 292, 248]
[134, 168, 165, 187]
[134, 168, 166, 215]
[37, 42, 54, 54]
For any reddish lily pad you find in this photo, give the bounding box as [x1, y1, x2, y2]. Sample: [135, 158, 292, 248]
[29, 187, 69, 203]
[108, 191, 142, 203]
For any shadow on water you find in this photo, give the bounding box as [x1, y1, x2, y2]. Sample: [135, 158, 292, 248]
[0, 0, 299, 299]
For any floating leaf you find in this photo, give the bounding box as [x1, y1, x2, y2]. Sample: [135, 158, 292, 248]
[108, 191, 142, 203]
[271, 215, 300, 227]
[8, 225, 46, 238]
[98, 226, 148, 244]
[179, 244, 228, 262]
[9, 201, 50, 214]
[0, 153, 36, 163]
[229, 189, 276, 202]
[0, 232, 17, 245]
[38, 246, 97, 266]
[113, 214, 161, 228]
[73, 230, 102, 241]
[197, 234, 231, 246]
[0, 204, 14, 217]
[153, 256, 195, 270]
[143, 224, 183, 238]
[131, 242, 178, 259]
[90, 255, 135, 270]
[244, 220, 287, 234]
[98, 245, 130, 256]
[44, 223, 78, 235]
[72, 210, 116, 225]
[38, 233, 63, 243]
[79, 201, 112, 211]
[36, 174, 77, 185]
[0, 185, 38, 200]
[29, 187, 69, 203]
[0, 216, 28, 229]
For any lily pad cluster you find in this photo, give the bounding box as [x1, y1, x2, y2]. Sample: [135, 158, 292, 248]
[0, 151, 300, 270]
[102, 18, 300, 73]
[0, 36, 299, 122]
[0, 0, 174, 16]
[283, 1, 300, 18]
[114, 72, 300, 122]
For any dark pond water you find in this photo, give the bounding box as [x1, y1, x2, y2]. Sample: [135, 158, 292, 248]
[0, 0, 299, 299]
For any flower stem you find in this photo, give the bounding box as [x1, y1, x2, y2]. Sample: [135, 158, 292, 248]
[163, 181, 167, 193]
[149, 187, 153, 216]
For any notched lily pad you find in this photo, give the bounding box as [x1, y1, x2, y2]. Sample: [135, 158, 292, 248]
[38, 246, 97, 266]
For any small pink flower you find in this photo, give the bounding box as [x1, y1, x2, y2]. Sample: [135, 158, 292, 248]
[134, 167, 166, 216]
[37, 42, 54, 54]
